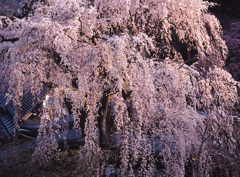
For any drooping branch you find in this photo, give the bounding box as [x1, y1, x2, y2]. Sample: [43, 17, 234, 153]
[196, 121, 210, 177]
[47, 49, 79, 89]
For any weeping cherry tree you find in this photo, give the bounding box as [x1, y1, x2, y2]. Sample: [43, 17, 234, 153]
[0, 0, 239, 176]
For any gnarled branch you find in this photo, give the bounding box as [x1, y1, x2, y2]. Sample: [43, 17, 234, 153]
[0, 34, 19, 43]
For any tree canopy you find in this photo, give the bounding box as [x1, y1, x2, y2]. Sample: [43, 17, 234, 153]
[0, 0, 239, 176]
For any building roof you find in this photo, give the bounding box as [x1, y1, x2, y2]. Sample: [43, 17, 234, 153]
[0, 84, 49, 139]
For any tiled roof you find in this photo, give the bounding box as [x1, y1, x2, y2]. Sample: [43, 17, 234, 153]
[0, 84, 49, 139]
[0, 112, 14, 139]
[0, 88, 8, 109]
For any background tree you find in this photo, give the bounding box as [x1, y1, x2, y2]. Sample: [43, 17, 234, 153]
[0, 0, 21, 17]
[0, 0, 239, 176]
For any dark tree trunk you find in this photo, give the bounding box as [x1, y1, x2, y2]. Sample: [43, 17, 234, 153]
[98, 89, 111, 148]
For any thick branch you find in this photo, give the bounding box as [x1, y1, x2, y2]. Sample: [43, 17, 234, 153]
[77, 19, 97, 45]
[0, 34, 19, 43]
